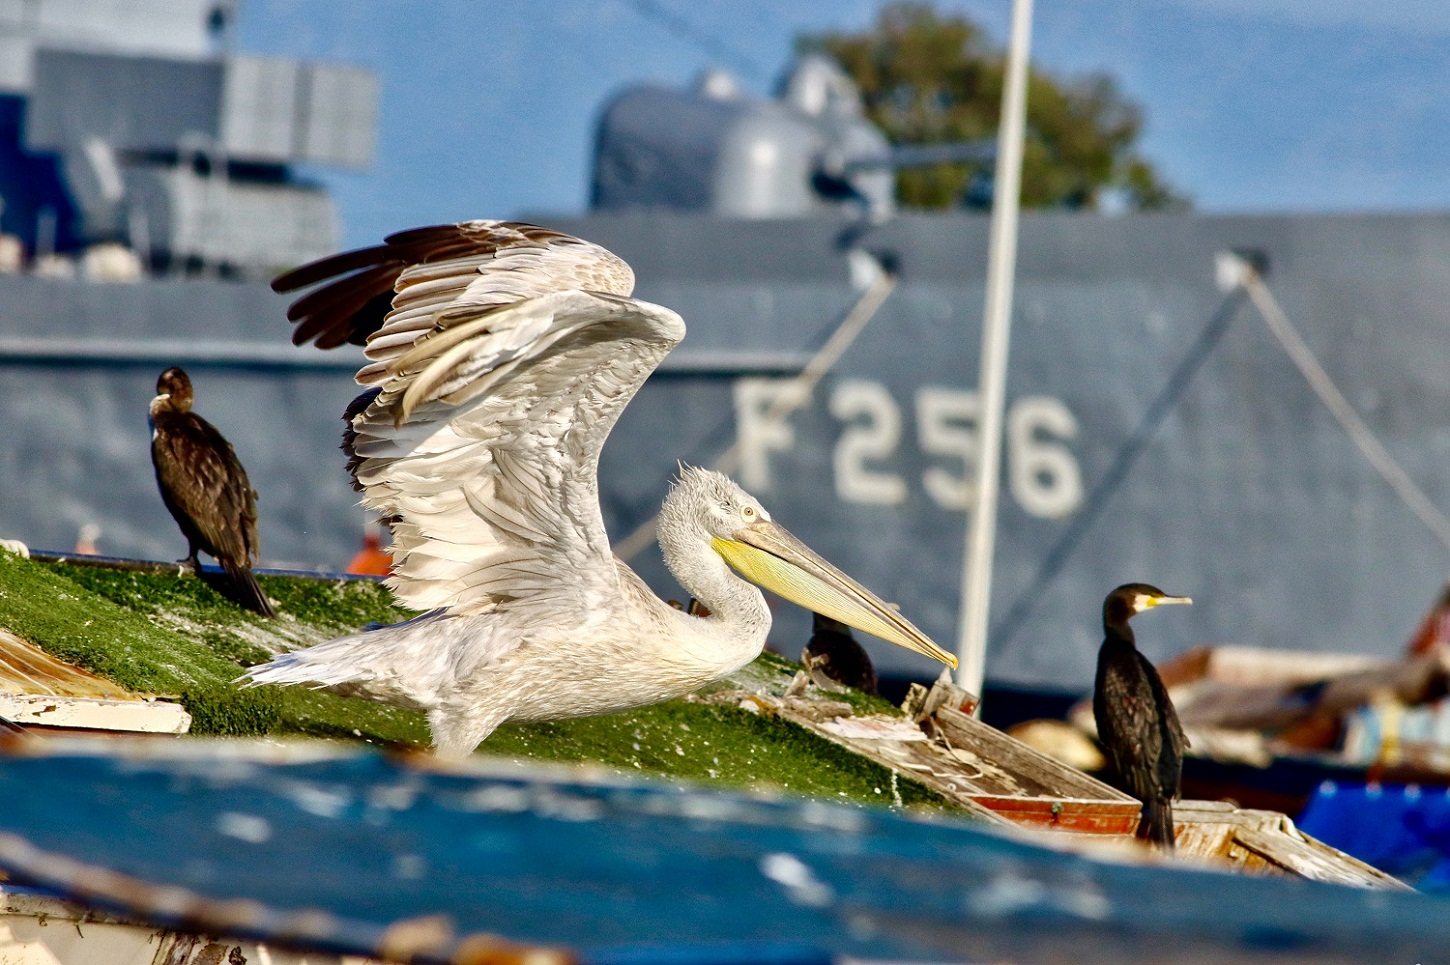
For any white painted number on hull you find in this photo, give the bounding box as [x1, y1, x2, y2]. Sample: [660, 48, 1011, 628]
[732, 378, 1084, 519]
[830, 380, 908, 505]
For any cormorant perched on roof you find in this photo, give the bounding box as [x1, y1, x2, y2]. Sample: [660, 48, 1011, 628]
[802, 612, 879, 695]
[1093, 582, 1191, 848]
[149, 367, 275, 618]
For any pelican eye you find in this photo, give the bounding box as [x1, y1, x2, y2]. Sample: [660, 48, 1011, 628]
[740, 505, 757, 520]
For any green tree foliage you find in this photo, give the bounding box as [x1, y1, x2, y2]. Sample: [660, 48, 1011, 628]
[798, 2, 1188, 211]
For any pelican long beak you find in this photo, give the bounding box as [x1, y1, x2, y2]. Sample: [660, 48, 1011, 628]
[712, 520, 957, 669]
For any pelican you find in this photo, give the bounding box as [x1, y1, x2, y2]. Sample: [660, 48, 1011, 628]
[241, 221, 955, 756]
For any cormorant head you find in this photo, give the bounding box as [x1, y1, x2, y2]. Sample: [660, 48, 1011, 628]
[1103, 582, 1192, 631]
[153, 367, 194, 413]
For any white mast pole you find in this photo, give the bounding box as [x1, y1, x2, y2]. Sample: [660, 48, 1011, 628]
[955, 0, 1035, 698]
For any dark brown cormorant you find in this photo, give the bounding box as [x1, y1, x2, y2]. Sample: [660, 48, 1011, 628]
[149, 367, 275, 618]
[802, 612, 879, 695]
[1093, 582, 1191, 848]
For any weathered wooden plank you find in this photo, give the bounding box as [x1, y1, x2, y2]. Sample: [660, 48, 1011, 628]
[929, 706, 1138, 802]
[0, 629, 138, 699]
[1234, 826, 1412, 890]
[764, 694, 1139, 829]
[755, 701, 1007, 823]
[0, 629, 191, 736]
[969, 795, 1140, 834]
[1, 883, 412, 965]
[1173, 821, 1239, 866]
[739, 688, 1411, 890]
[1176, 801, 1287, 831]
[0, 694, 192, 735]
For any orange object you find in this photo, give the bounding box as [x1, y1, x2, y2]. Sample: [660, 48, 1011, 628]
[347, 528, 392, 576]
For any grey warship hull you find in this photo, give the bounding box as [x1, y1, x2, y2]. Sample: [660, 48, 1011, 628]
[3, 208, 1448, 691]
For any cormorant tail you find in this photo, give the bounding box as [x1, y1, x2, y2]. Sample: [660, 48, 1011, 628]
[222, 558, 276, 618]
[1137, 798, 1176, 849]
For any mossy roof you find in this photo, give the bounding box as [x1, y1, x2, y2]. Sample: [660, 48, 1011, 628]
[0, 552, 968, 817]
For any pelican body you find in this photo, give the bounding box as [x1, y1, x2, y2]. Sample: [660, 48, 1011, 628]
[150, 367, 274, 618]
[1092, 582, 1191, 848]
[241, 221, 954, 756]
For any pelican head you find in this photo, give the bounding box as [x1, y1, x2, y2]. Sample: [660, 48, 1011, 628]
[661, 467, 956, 669]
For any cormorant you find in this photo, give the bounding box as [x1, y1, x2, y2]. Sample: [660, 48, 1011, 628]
[149, 367, 275, 618]
[1093, 582, 1191, 848]
[802, 612, 879, 695]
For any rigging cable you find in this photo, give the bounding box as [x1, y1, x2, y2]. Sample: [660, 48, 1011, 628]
[1241, 265, 1450, 553]
[615, 262, 897, 562]
[994, 253, 1450, 655]
[619, 0, 766, 81]
[990, 284, 1250, 654]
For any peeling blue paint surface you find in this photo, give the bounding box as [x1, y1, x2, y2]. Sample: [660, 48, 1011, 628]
[0, 745, 1447, 964]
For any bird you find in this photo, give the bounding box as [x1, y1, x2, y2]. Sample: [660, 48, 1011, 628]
[239, 220, 956, 757]
[1092, 582, 1191, 848]
[149, 367, 275, 618]
[802, 612, 879, 695]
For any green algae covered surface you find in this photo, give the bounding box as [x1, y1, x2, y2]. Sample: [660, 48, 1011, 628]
[0, 552, 963, 814]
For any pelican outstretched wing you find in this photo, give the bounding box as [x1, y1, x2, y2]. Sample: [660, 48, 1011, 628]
[275, 221, 636, 383]
[277, 224, 682, 617]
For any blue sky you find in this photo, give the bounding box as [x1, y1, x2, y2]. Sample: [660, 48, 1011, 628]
[236, 1, 1450, 250]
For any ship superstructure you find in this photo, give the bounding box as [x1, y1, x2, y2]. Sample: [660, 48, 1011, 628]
[0, 0, 375, 277]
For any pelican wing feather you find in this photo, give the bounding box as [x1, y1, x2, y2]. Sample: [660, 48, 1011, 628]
[273, 221, 668, 620]
[274, 220, 635, 384]
[349, 288, 684, 616]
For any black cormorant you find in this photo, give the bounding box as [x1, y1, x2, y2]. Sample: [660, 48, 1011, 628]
[802, 612, 879, 695]
[149, 367, 275, 617]
[1093, 582, 1191, 848]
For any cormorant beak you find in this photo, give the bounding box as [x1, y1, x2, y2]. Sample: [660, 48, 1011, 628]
[712, 520, 957, 669]
[1148, 594, 1193, 609]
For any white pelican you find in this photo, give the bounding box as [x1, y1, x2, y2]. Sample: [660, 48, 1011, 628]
[242, 221, 955, 756]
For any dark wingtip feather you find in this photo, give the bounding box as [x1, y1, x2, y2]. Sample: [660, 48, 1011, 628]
[279, 219, 595, 350]
[342, 388, 383, 493]
[272, 243, 397, 293]
[289, 271, 401, 348]
[383, 222, 469, 246]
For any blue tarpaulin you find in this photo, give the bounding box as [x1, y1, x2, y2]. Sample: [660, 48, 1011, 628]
[1299, 781, 1450, 893]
